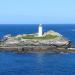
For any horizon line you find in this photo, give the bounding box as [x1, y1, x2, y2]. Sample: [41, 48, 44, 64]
[0, 23, 74, 25]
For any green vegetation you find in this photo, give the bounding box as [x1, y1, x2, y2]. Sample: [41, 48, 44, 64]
[15, 37, 21, 41]
[21, 35, 57, 40]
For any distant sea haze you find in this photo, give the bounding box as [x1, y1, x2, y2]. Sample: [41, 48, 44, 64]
[0, 24, 75, 44]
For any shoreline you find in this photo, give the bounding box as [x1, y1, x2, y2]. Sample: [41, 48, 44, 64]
[0, 45, 75, 53]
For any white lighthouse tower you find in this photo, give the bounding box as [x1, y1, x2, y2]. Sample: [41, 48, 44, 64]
[38, 24, 43, 37]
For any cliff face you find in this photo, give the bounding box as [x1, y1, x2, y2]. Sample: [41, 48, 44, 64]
[0, 30, 73, 53]
[2, 30, 69, 47]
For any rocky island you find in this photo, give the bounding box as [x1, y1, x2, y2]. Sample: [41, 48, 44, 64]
[0, 24, 75, 53]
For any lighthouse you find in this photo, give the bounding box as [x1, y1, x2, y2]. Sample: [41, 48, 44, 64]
[38, 24, 43, 37]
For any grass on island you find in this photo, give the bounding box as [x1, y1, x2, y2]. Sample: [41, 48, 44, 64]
[17, 35, 58, 40]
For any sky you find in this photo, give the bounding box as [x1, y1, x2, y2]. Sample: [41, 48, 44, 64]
[0, 0, 75, 24]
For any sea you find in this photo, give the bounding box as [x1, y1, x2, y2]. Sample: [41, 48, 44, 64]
[0, 24, 75, 75]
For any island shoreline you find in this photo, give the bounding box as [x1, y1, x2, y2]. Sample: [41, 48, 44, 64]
[0, 45, 75, 53]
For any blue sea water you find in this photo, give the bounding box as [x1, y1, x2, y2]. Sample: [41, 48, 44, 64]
[0, 24, 75, 75]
